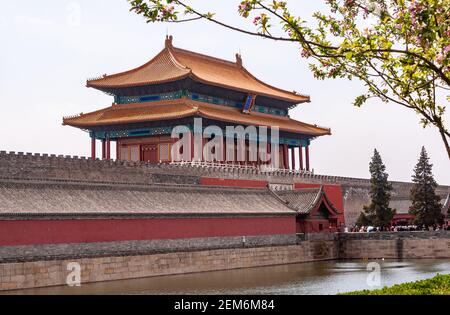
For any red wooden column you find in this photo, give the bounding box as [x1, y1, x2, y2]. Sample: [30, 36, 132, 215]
[202, 137, 207, 162]
[190, 131, 194, 162]
[106, 138, 111, 160]
[305, 145, 310, 171]
[225, 136, 230, 164]
[91, 138, 96, 160]
[101, 140, 106, 160]
[267, 142, 271, 165]
[256, 141, 261, 166]
[222, 135, 226, 163]
[283, 144, 289, 169]
[299, 146, 304, 171]
[291, 147, 296, 170]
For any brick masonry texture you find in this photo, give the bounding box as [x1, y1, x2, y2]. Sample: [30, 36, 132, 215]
[0, 232, 449, 291]
[338, 231, 450, 259]
[0, 234, 298, 263]
[0, 152, 449, 291]
[0, 241, 338, 291]
[0, 151, 448, 226]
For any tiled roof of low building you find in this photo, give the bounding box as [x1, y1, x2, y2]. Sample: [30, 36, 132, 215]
[272, 187, 340, 215]
[86, 36, 309, 103]
[442, 193, 449, 214]
[62, 99, 331, 136]
[0, 180, 296, 216]
[273, 188, 323, 214]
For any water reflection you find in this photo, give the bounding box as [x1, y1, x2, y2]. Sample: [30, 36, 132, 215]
[3, 259, 450, 295]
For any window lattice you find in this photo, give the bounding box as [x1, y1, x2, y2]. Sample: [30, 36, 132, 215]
[119, 147, 128, 161]
[159, 143, 170, 161]
[130, 146, 139, 161]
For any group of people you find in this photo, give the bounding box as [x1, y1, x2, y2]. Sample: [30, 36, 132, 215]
[347, 224, 450, 233]
[348, 226, 380, 233]
[391, 224, 450, 231]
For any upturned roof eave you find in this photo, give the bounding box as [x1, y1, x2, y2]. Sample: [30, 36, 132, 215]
[271, 187, 341, 215]
[86, 73, 309, 104]
[85, 40, 310, 104]
[63, 112, 331, 137]
[85, 72, 191, 90]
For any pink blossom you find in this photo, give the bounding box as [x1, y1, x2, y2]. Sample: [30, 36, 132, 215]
[436, 53, 444, 64]
[300, 49, 311, 58]
[363, 27, 372, 35]
[444, 44, 450, 55]
[239, 3, 248, 11]
[344, 0, 355, 6]
[161, 5, 174, 16]
[253, 16, 261, 25]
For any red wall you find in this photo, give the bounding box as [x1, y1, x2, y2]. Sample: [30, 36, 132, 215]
[294, 183, 344, 213]
[294, 183, 345, 229]
[297, 219, 332, 233]
[200, 177, 268, 188]
[199, 179, 346, 231]
[0, 216, 295, 246]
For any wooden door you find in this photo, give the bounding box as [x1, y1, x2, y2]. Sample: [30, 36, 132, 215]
[141, 144, 158, 163]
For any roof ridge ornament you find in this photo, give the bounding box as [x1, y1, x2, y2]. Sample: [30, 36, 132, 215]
[235, 53, 243, 67]
[165, 35, 173, 48]
[84, 38, 313, 104]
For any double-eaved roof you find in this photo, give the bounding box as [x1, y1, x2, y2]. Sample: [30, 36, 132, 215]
[63, 99, 331, 136]
[87, 36, 309, 103]
[63, 36, 331, 137]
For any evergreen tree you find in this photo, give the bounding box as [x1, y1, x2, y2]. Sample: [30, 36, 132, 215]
[409, 147, 443, 228]
[359, 149, 395, 229]
[355, 212, 370, 228]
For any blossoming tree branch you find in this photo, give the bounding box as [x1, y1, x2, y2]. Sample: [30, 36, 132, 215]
[127, 0, 450, 159]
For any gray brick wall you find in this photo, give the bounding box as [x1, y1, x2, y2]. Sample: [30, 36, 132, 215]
[338, 231, 450, 259]
[0, 231, 449, 291]
[0, 234, 298, 263]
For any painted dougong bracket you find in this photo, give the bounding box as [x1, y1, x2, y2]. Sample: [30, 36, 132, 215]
[242, 94, 257, 114]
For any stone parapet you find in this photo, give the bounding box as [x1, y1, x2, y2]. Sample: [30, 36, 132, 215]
[338, 231, 450, 240]
[1, 151, 449, 227]
[0, 234, 298, 263]
[1, 231, 449, 291]
[0, 240, 338, 291]
[0, 151, 402, 185]
[338, 231, 450, 259]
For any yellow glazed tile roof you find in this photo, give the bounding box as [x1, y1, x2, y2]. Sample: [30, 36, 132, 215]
[86, 36, 309, 103]
[63, 99, 331, 136]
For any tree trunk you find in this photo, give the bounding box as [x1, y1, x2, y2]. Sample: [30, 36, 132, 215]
[438, 127, 450, 160]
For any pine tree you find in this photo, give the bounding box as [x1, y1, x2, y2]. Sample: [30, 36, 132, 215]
[409, 147, 443, 228]
[358, 149, 395, 229]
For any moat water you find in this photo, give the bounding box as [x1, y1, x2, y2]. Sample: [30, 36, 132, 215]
[4, 259, 450, 295]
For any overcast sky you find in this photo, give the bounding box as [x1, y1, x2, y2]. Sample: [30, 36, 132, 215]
[0, 1, 448, 184]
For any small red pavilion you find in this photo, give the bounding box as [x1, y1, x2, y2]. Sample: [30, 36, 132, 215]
[63, 36, 330, 170]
